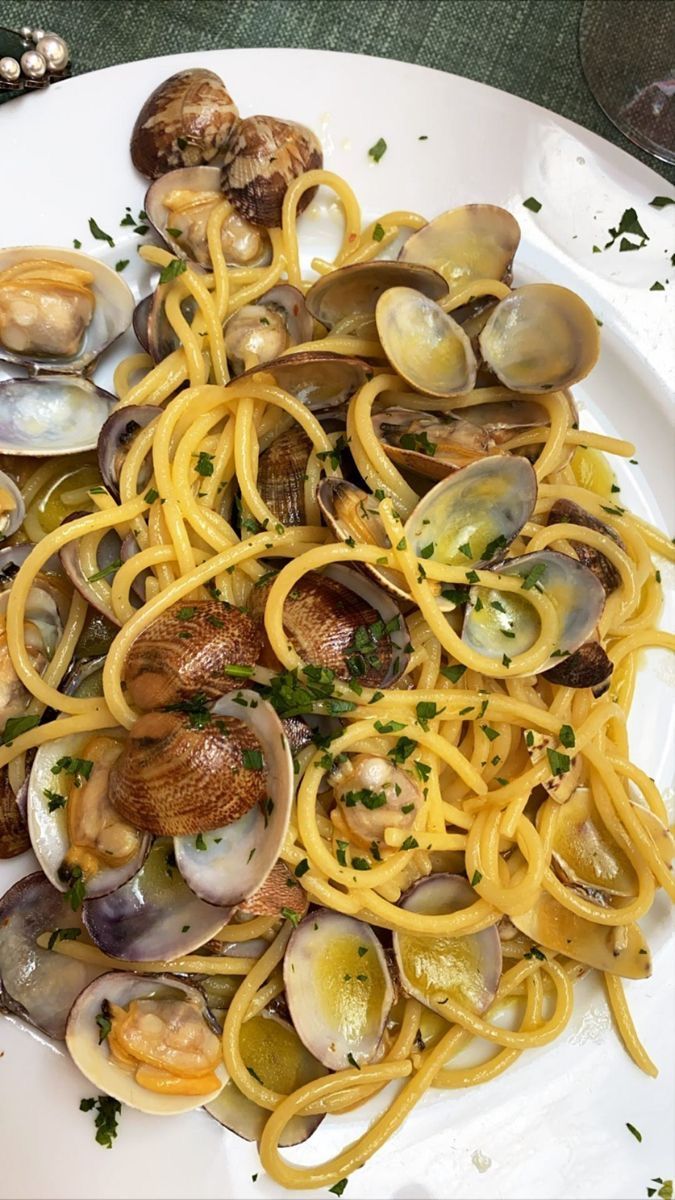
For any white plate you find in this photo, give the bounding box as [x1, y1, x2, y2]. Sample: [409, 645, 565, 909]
[0, 48, 673, 1200]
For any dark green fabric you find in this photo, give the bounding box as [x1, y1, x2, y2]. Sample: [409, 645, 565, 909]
[1, 0, 673, 182]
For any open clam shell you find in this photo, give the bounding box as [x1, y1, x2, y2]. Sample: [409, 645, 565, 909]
[0, 765, 30, 858]
[305, 261, 448, 330]
[545, 788, 638, 901]
[405, 455, 537, 570]
[97, 404, 159, 499]
[236, 350, 371, 411]
[510, 888, 651, 978]
[543, 640, 613, 693]
[0, 246, 134, 374]
[479, 284, 600, 392]
[462, 549, 605, 671]
[59, 522, 124, 624]
[0, 871, 103, 1039]
[376, 287, 477, 397]
[399, 204, 520, 291]
[145, 165, 269, 268]
[66, 971, 226, 1114]
[547, 497, 624, 595]
[62, 654, 107, 700]
[284, 909, 394, 1070]
[173, 692, 294, 907]
[27, 730, 150, 900]
[0, 376, 116, 456]
[83, 838, 233, 960]
[317, 478, 408, 600]
[0, 469, 25, 539]
[393, 874, 501, 1017]
[205, 1008, 324, 1146]
[373, 407, 497, 480]
[224, 284, 312, 375]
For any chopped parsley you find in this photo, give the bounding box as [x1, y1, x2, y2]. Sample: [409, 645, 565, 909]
[351, 857, 371, 871]
[605, 208, 649, 251]
[649, 196, 675, 208]
[280, 907, 299, 926]
[521, 562, 547, 590]
[650, 281, 665, 291]
[481, 724, 500, 741]
[96, 1002, 112, 1044]
[87, 559, 122, 583]
[470, 870, 483, 886]
[398, 430, 436, 456]
[158, 258, 187, 284]
[414, 760, 431, 783]
[115, 259, 129, 272]
[625, 1121, 642, 1142]
[79, 1094, 121, 1148]
[44, 788, 67, 811]
[388, 736, 416, 764]
[88, 217, 115, 247]
[1, 713, 41, 746]
[547, 748, 571, 776]
[368, 137, 387, 163]
[416, 700, 445, 730]
[372, 222, 385, 242]
[559, 724, 576, 749]
[294, 858, 310, 878]
[419, 541, 435, 559]
[195, 833, 207, 851]
[523, 196, 542, 212]
[223, 664, 254, 678]
[329, 1180, 349, 1197]
[47, 927, 81, 951]
[343, 788, 387, 810]
[347, 1052, 361, 1069]
[316, 433, 349, 470]
[523, 945, 546, 961]
[144, 488, 159, 504]
[374, 718, 406, 734]
[401, 835, 419, 850]
[440, 663, 466, 684]
[194, 451, 215, 477]
[73, 238, 82, 248]
[458, 541, 473, 559]
[52, 756, 94, 783]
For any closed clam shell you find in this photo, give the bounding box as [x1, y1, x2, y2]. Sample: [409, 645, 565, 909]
[109, 707, 269, 836]
[221, 115, 323, 227]
[130, 69, 239, 179]
[238, 858, 309, 920]
[257, 426, 312, 525]
[123, 599, 263, 711]
[547, 497, 624, 594]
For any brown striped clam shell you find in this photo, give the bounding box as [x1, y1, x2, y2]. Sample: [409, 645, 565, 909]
[123, 599, 263, 711]
[109, 709, 268, 836]
[0, 767, 29, 859]
[257, 426, 313, 525]
[543, 640, 613, 693]
[238, 858, 309, 920]
[547, 498, 624, 595]
[130, 69, 239, 179]
[221, 115, 323, 227]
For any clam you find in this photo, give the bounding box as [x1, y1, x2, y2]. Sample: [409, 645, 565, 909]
[0, 765, 29, 858]
[305, 262, 448, 331]
[510, 887, 651, 978]
[405, 456, 537, 573]
[145, 165, 270, 267]
[547, 498, 624, 595]
[0, 469, 24, 539]
[376, 288, 477, 397]
[221, 115, 323, 227]
[66, 972, 226, 1112]
[478, 284, 600, 392]
[62, 653, 106, 699]
[238, 858, 310, 922]
[317, 478, 407, 600]
[393, 875, 502, 1017]
[543, 640, 613, 694]
[130, 69, 239, 179]
[331, 753, 423, 848]
[172, 691, 294, 906]
[257, 426, 313, 525]
[524, 726, 583, 804]
[373, 407, 498, 480]
[1, 568, 65, 730]
[462, 549, 605, 671]
[205, 1008, 324, 1145]
[399, 204, 520, 292]
[237, 350, 370, 411]
[0, 376, 116, 456]
[83, 838, 233, 960]
[141, 282, 198, 363]
[0, 871, 103, 1038]
[224, 284, 312, 375]
[283, 909, 394, 1069]
[0, 247, 134, 373]
[59, 523, 124, 625]
[545, 788, 638, 901]
[252, 563, 410, 687]
[27, 729, 150, 900]
[123, 598, 263, 711]
[97, 404, 159, 500]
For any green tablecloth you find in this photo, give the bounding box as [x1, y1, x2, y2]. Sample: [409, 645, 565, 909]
[2, 0, 673, 183]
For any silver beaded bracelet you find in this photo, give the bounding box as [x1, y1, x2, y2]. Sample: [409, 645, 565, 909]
[0, 23, 70, 89]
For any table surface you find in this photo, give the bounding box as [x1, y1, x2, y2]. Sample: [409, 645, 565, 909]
[2, 0, 674, 184]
